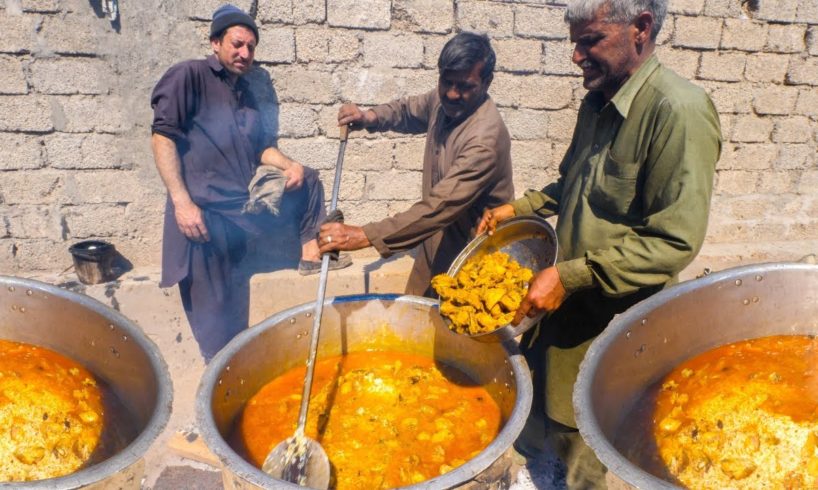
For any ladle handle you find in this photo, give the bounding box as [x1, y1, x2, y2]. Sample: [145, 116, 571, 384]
[294, 125, 349, 433]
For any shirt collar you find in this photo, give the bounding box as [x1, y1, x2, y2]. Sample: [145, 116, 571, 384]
[206, 54, 224, 74]
[207, 54, 248, 90]
[609, 54, 659, 118]
[585, 54, 660, 118]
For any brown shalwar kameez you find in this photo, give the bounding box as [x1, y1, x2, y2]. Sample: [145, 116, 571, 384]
[362, 89, 514, 296]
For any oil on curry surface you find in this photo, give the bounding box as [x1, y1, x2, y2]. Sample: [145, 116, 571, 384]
[233, 351, 503, 489]
[618, 334, 818, 489]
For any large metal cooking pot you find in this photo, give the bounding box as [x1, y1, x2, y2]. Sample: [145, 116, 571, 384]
[574, 262, 818, 489]
[0, 276, 172, 489]
[197, 294, 533, 489]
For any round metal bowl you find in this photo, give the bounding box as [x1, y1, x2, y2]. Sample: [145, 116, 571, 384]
[574, 262, 818, 489]
[444, 216, 558, 343]
[0, 275, 172, 489]
[197, 294, 533, 489]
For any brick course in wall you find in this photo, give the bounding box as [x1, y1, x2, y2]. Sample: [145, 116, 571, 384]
[0, 0, 816, 273]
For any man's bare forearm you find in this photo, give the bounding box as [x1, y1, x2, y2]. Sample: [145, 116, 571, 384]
[259, 147, 294, 170]
[152, 133, 193, 207]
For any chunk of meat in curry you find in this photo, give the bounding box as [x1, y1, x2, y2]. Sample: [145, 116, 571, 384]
[432, 251, 533, 335]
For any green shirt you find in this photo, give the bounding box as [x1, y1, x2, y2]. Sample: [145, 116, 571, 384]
[512, 55, 721, 427]
[512, 55, 721, 297]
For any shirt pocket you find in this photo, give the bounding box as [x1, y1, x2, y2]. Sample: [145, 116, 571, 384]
[587, 150, 642, 217]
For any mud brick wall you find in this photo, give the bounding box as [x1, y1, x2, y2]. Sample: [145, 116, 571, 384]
[1, 0, 816, 273]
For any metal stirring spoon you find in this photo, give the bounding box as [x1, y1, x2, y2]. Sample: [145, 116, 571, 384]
[262, 125, 350, 488]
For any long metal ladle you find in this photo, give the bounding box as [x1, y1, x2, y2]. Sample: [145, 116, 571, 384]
[261, 124, 350, 488]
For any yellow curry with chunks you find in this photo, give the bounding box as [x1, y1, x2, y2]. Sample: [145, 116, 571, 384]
[618, 334, 818, 490]
[0, 339, 105, 482]
[432, 251, 533, 335]
[232, 351, 502, 490]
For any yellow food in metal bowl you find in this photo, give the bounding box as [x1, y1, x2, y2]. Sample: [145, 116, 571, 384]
[432, 251, 533, 335]
[0, 339, 105, 482]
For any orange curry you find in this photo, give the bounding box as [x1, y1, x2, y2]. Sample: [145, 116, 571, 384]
[232, 351, 502, 489]
[619, 334, 818, 489]
[0, 339, 105, 481]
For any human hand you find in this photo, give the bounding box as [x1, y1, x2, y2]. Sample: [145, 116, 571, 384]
[512, 266, 567, 325]
[318, 222, 370, 253]
[174, 200, 209, 243]
[282, 161, 305, 191]
[477, 204, 515, 236]
[337, 103, 377, 130]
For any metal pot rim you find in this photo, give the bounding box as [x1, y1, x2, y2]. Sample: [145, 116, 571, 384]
[0, 275, 173, 489]
[197, 293, 533, 490]
[573, 262, 818, 490]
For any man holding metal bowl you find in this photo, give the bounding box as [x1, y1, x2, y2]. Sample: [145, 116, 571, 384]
[479, 0, 722, 486]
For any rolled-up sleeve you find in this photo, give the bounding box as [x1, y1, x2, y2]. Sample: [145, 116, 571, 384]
[151, 63, 196, 141]
[363, 141, 502, 256]
[369, 90, 435, 135]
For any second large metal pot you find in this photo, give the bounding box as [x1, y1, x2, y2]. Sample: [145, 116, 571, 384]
[197, 294, 532, 489]
[574, 262, 818, 489]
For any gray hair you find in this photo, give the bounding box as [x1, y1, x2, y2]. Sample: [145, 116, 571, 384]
[564, 0, 667, 40]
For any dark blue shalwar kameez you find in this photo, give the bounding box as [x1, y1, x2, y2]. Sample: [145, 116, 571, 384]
[151, 55, 325, 361]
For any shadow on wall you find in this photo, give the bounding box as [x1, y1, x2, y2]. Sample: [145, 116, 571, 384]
[242, 66, 303, 274]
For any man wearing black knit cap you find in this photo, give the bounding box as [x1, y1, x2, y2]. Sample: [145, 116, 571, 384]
[150, 4, 350, 361]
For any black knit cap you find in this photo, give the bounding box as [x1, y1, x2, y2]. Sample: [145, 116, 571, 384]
[210, 4, 259, 42]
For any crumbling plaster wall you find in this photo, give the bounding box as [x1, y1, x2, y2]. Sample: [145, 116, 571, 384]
[1, 0, 817, 274]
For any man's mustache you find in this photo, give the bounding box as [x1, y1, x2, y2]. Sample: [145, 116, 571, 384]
[580, 60, 597, 71]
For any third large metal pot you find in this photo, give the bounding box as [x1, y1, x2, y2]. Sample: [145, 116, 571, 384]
[197, 294, 532, 489]
[574, 262, 818, 489]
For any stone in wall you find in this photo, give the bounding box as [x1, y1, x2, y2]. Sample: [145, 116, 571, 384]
[0, 56, 28, 94]
[773, 116, 814, 143]
[744, 53, 790, 83]
[673, 15, 722, 49]
[363, 32, 425, 68]
[254, 26, 296, 64]
[787, 57, 818, 86]
[30, 58, 109, 95]
[0, 13, 36, 54]
[295, 27, 361, 63]
[456, 1, 514, 37]
[365, 169, 422, 201]
[494, 38, 543, 73]
[766, 24, 807, 53]
[327, 0, 391, 30]
[753, 85, 800, 115]
[514, 5, 567, 40]
[721, 18, 767, 52]
[393, 0, 454, 34]
[4, 205, 62, 240]
[0, 133, 43, 170]
[731, 115, 773, 143]
[698, 51, 746, 82]
[0, 95, 53, 132]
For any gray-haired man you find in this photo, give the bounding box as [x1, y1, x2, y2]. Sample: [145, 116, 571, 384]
[479, 0, 721, 486]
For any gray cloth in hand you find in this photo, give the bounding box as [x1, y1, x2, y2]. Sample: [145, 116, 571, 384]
[242, 165, 287, 215]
